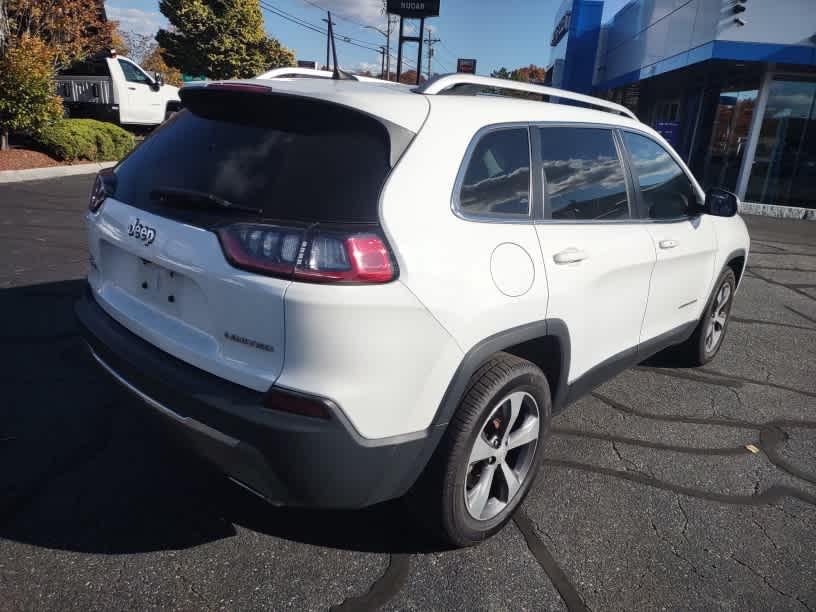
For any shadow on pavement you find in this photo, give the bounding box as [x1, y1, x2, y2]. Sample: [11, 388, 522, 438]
[0, 280, 442, 556]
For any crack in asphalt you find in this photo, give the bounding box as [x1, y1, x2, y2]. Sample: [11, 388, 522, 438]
[543, 458, 816, 507]
[554, 427, 751, 456]
[729, 554, 814, 611]
[592, 393, 816, 485]
[730, 315, 816, 332]
[753, 239, 816, 250]
[749, 250, 816, 257]
[751, 517, 780, 551]
[650, 519, 705, 581]
[329, 554, 411, 612]
[748, 265, 816, 273]
[747, 270, 816, 303]
[635, 365, 816, 399]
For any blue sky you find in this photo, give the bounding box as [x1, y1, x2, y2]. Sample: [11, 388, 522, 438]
[105, 0, 630, 76]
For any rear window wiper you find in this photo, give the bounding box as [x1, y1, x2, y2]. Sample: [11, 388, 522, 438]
[150, 187, 263, 215]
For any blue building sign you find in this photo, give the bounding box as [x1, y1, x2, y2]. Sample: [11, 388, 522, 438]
[547, 0, 603, 94]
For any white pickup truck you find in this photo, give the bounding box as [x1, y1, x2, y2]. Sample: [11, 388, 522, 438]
[56, 51, 181, 127]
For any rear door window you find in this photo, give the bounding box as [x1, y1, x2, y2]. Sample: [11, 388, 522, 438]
[112, 90, 394, 224]
[621, 131, 699, 219]
[538, 127, 630, 221]
[457, 127, 531, 219]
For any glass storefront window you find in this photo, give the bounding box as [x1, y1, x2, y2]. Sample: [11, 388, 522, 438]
[701, 89, 758, 192]
[746, 77, 816, 209]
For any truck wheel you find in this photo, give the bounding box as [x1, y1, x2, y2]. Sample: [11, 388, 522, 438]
[662, 268, 737, 367]
[413, 352, 551, 547]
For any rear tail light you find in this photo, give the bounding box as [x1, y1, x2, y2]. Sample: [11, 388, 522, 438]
[216, 223, 397, 284]
[88, 169, 116, 213]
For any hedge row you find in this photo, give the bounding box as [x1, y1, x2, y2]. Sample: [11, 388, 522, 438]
[36, 119, 135, 162]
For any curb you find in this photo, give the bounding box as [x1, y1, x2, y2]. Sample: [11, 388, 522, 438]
[739, 201, 816, 221]
[0, 161, 116, 184]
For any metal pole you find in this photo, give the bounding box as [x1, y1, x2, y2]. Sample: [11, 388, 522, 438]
[427, 28, 431, 79]
[385, 15, 392, 80]
[395, 16, 404, 83]
[380, 46, 386, 78]
[322, 16, 336, 70]
[416, 17, 425, 85]
[426, 30, 440, 80]
[735, 64, 774, 200]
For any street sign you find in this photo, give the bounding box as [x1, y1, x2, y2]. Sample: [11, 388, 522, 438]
[457, 58, 477, 74]
[182, 74, 206, 82]
[387, 0, 440, 18]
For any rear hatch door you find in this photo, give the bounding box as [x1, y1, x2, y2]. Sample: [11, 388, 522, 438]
[87, 83, 419, 391]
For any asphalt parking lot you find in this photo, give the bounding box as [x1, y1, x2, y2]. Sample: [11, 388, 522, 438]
[1, 174, 814, 611]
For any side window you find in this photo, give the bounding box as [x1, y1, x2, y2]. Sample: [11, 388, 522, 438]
[458, 128, 531, 218]
[622, 132, 699, 219]
[118, 59, 150, 84]
[539, 127, 629, 220]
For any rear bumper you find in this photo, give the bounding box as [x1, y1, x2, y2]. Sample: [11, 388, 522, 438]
[75, 288, 431, 509]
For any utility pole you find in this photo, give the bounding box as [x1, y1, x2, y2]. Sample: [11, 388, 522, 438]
[379, 46, 386, 78]
[322, 15, 336, 70]
[385, 14, 393, 80]
[426, 29, 440, 81]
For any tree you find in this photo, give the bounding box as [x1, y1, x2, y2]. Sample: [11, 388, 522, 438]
[398, 70, 425, 85]
[6, 0, 114, 69]
[509, 64, 547, 83]
[141, 45, 182, 87]
[0, 0, 10, 53]
[0, 34, 63, 149]
[491, 67, 510, 80]
[157, 0, 295, 79]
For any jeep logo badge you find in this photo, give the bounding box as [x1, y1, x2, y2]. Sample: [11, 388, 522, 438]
[128, 217, 156, 246]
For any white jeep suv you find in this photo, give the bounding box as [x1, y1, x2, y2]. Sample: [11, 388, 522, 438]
[76, 74, 750, 546]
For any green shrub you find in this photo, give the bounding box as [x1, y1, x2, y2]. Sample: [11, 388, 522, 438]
[36, 119, 135, 161]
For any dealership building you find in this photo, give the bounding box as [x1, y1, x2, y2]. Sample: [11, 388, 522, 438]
[547, 0, 816, 215]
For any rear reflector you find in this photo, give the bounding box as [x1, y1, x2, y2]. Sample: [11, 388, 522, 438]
[216, 223, 396, 284]
[263, 388, 330, 419]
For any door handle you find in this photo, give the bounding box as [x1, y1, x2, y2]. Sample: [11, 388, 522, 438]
[553, 247, 588, 264]
[128, 86, 136, 90]
[659, 239, 679, 249]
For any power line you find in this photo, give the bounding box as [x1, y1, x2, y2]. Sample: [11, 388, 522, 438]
[437, 39, 460, 64]
[260, 1, 417, 71]
[299, 0, 373, 30]
[261, 2, 381, 50]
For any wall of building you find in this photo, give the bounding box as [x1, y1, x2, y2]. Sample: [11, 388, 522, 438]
[549, 0, 604, 93]
[596, 0, 816, 88]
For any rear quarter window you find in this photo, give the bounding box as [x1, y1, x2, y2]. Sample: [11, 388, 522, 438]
[457, 127, 531, 219]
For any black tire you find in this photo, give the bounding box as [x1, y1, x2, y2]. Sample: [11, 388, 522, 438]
[411, 352, 551, 547]
[666, 267, 737, 366]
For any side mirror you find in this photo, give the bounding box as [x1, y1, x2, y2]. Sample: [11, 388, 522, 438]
[153, 72, 165, 89]
[703, 188, 739, 217]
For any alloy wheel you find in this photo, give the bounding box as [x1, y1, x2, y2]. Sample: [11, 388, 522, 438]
[464, 391, 540, 521]
[705, 281, 732, 353]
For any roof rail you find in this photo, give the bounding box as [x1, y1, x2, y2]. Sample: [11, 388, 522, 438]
[256, 67, 405, 85]
[417, 74, 638, 121]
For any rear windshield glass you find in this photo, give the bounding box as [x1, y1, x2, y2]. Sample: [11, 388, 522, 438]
[113, 89, 393, 223]
[59, 58, 111, 77]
